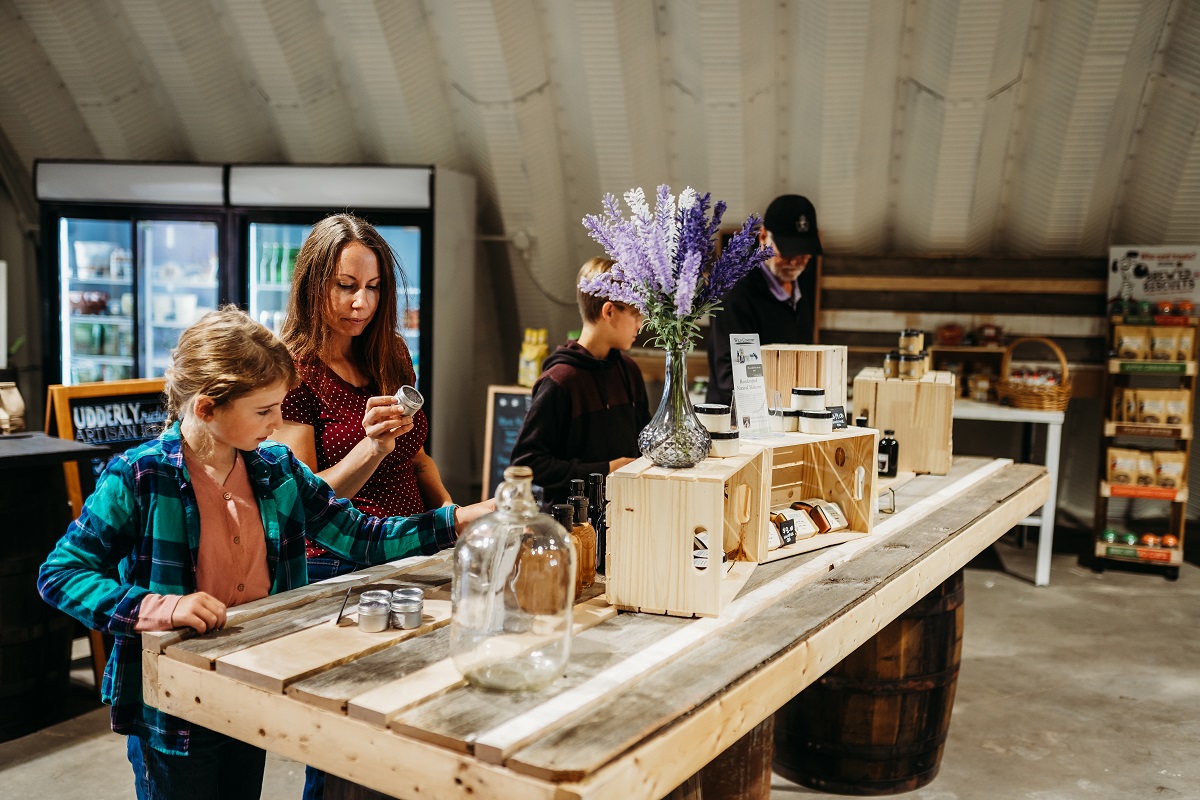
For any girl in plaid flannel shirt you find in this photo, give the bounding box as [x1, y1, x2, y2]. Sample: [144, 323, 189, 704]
[39, 307, 492, 800]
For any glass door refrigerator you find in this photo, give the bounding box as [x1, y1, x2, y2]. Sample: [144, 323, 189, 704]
[35, 162, 229, 385]
[229, 166, 434, 404]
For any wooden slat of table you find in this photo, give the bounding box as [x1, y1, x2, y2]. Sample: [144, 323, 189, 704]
[285, 582, 610, 719]
[352, 596, 616, 728]
[389, 611, 686, 752]
[216, 596, 452, 693]
[507, 464, 1047, 787]
[143, 554, 450, 655]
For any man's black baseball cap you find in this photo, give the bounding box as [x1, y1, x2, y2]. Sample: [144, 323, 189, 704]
[763, 194, 822, 257]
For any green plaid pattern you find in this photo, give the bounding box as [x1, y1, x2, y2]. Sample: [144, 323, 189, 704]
[38, 422, 455, 755]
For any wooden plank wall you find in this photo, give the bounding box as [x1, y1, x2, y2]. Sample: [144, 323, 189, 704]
[818, 256, 1109, 396]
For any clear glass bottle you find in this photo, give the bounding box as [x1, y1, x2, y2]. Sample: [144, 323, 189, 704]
[450, 465, 576, 691]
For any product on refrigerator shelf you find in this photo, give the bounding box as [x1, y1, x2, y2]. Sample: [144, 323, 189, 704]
[1161, 534, 1179, 548]
[1099, 529, 1118, 543]
[1140, 533, 1161, 548]
[1120, 533, 1139, 546]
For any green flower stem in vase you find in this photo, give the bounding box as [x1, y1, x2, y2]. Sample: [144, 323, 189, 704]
[638, 344, 710, 468]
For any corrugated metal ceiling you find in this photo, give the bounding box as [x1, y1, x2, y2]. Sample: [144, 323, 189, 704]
[2, 0, 1199, 336]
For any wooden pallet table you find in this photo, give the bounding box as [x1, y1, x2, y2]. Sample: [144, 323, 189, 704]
[143, 456, 1047, 800]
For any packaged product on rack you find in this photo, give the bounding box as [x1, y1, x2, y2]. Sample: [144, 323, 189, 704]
[1136, 389, 1167, 424]
[1107, 448, 1139, 485]
[1151, 328, 1179, 361]
[1153, 451, 1187, 489]
[1135, 451, 1155, 487]
[1165, 390, 1191, 425]
[1115, 326, 1149, 359]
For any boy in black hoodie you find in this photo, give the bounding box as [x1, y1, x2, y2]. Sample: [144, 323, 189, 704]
[511, 257, 650, 504]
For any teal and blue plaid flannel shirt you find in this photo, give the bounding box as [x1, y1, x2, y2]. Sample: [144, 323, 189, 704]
[38, 422, 456, 755]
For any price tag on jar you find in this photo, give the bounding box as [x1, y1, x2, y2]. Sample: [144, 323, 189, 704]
[729, 333, 773, 437]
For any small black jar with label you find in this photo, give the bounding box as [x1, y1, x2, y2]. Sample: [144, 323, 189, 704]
[878, 429, 899, 478]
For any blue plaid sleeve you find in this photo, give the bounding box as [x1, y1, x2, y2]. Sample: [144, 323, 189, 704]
[38, 455, 155, 638]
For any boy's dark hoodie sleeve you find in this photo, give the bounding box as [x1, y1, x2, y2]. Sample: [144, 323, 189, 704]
[510, 374, 609, 500]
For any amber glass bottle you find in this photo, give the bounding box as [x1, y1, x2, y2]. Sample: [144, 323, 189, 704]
[568, 495, 597, 589]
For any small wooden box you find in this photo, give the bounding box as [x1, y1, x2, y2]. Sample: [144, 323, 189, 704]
[761, 345, 849, 410]
[606, 448, 768, 618]
[754, 428, 878, 562]
[852, 368, 955, 475]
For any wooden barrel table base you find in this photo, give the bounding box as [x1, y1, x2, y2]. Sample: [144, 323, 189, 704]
[773, 569, 965, 795]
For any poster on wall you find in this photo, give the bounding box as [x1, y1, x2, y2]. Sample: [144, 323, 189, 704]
[1108, 245, 1200, 310]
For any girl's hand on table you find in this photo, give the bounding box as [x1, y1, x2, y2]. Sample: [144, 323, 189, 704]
[173, 592, 227, 634]
[453, 499, 497, 534]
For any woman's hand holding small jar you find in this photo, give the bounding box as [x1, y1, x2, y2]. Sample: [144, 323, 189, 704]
[361, 395, 415, 457]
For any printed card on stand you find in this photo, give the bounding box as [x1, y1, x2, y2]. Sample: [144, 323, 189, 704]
[730, 333, 773, 437]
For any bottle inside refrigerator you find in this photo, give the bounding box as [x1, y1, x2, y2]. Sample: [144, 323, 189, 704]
[60, 218, 135, 384]
[140, 220, 220, 377]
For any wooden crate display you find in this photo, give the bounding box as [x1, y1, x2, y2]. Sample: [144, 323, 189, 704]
[761, 344, 848, 410]
[852, 368, 955, 475]
[605, 448, 767, 618]
[754, 428, 878, 563]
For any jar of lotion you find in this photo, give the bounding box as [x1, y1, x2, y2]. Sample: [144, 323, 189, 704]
[709, 430, 740, 458]
[899, 329, 924, 354]
[897, 353, 924, 380]
[790, 387, 826, 412]
[358, 598, 391, 633]
[695, 403, 731, 433]
[781, 409, 801, 432]
[883, 350, 902, 379]
[800, 409, 833, 435]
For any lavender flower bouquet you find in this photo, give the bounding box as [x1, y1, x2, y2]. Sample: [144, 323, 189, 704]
[580, 185, 772, 351]
[580, 186, 772, 467]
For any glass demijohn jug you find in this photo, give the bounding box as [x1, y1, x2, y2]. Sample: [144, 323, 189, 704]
[450, 466, 576, 691]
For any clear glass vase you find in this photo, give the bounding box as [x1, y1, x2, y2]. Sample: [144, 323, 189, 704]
[450, 466, 575, 691]
[638, 345, 711, 468]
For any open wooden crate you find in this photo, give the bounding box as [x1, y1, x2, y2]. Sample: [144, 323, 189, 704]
[606, 448, 768, 618]
[752, 427, 878, 562]
[605, 427, 878, 617]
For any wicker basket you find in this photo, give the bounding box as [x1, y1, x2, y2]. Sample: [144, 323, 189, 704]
[995, 337, 1072, 411]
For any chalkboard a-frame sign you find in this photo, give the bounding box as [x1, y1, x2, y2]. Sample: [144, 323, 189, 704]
[481, 385, 532, 501]
[45, 378, 168, 517]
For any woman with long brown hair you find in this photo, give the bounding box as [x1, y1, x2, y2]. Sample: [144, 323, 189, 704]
[273, 213, 458, 582]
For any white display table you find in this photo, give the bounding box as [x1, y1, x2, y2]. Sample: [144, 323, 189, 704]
[953, 399, 1064, 586]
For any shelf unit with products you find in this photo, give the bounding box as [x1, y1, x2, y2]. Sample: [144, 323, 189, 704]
[1093, 314, 1197, 580]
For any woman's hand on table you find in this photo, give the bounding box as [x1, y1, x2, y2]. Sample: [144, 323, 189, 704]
[453, 499, 497, 534]
[361, 395, 416, 457]
[172, 592, 227, 634]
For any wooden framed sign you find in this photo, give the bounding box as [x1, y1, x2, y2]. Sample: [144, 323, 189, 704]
[481, 385, 532, 501]
[45, 378, 168, 516]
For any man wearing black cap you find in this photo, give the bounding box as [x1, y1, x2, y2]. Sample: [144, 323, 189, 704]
[706, 194, 822, 404]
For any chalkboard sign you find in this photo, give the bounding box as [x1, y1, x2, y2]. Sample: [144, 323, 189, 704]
[46, 378, 168, 517]
[827, 405, 848, 430]
[481, 385, 532, 501]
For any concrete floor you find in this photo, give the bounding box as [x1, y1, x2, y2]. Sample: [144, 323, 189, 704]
[3, 536, 1198, 800]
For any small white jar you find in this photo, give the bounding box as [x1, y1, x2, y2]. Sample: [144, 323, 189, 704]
[791, 387, 826, 412]
[709, 430, 740, 457]
[799, 409, 834, 435]
[695, 403, 731, 433]
[769, 409, 786, 432]
[781, 409, 801, 432]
